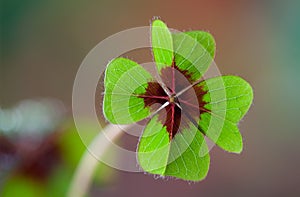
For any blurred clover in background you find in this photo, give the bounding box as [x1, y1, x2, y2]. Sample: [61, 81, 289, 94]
[0, 99, 114, 197]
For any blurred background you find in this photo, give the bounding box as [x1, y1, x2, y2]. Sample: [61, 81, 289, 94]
[1, 0, 299, 196]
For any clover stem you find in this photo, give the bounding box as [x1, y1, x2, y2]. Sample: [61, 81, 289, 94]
[67, 124, 131, 197]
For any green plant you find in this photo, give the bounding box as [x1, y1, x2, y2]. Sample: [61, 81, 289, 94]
[103, 19, 253, 181]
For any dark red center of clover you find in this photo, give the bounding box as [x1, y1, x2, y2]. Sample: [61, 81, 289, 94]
[138, 62, 209, 140]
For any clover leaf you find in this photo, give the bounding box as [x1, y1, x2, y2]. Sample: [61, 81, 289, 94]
[103, 19, 253, 181]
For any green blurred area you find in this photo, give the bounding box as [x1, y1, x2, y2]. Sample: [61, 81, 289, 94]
[1, 120, 114, 197]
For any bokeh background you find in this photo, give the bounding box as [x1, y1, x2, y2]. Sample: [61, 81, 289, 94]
[1, 0, 299, 196]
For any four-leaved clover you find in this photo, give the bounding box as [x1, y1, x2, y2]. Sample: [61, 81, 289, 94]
[103, 19, 253, 181]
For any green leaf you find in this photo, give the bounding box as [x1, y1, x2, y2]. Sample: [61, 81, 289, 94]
[138, 114, 210, 181]
[152, 19, 174, 72]
[1, 176, 46, 197]
[197, 76, 253, 153]
[137, 115, 170, 174]
[103, 57, 154, 124]
[173, 31, 215, 82]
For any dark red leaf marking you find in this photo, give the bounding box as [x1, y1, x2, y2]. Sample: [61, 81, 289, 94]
[163, 103, 182, 140]
[178, 84, 209, 120]
[138, 61, 210, 140]
[139, 82, 169, 107]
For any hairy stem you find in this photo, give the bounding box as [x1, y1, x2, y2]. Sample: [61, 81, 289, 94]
[67, 124, 131, 197]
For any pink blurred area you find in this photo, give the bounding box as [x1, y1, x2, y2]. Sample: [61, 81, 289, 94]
[1, 0, 299, 196]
